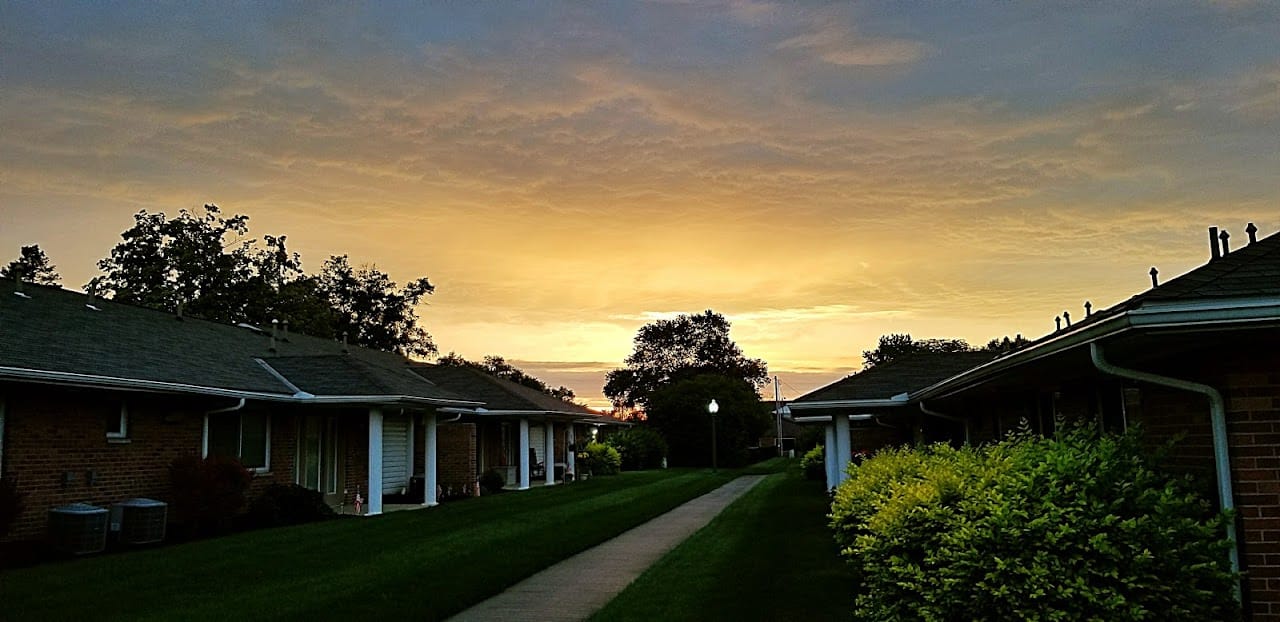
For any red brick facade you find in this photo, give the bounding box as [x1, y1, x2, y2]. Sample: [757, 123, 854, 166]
[1, 388, 481, 541]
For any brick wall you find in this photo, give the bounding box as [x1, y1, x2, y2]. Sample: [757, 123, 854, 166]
[0, 389, 298, 542]
[438, 423, 476, 488]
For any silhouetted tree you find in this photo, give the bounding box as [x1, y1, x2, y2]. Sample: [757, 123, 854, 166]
[984, 334, 1030, 354]
[438, 353, 577, 402]
[862, 333, 972, 368]
[88, 205, 437, 356]
[317, 255, 436, 358]
[1, 244, 60, 286]
[604, 310, 768, 410]
[645, 374, 769, 467]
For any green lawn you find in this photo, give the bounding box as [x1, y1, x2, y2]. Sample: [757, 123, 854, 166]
[591, 459, 854, 622]
[0, 469, 733, 621]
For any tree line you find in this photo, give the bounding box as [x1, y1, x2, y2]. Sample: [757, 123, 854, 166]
[3, 205, 576, 401]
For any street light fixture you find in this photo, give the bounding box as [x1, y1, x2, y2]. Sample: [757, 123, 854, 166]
[707, 399, 719, 472]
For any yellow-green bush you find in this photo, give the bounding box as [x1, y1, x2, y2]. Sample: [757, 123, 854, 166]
[830, 427, 1238, 621]
[800, 444, 825, 481]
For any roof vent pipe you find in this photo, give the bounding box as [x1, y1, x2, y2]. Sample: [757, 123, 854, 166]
[1209, 226, 1221, 259]
[1062, 311, 1071, 328]
[1220, 229, 1231, 256]
[1084, 301, 1092, 317]
[1149, 267, 1159, 288]
[1054, 316, 1062, 332]
[1246, 222, 1258, 244]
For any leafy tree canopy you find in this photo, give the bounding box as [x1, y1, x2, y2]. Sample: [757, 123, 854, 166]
[983, 334, 1030, 354]
[1, 244, 60, 286]
[88, 205, 437, 357]
[645, 374, 769, 467]
[604, 310, 767, 409]
[438, 353, 577, 402]
[861, 333, 972, 368]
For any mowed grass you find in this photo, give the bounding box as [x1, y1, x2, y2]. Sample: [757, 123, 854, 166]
[0, 469, 733, 621]
[591, 460, 854, 622]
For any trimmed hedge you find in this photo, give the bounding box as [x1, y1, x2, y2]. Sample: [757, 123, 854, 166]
[830, 426, 1238, 621]
[800, 445, 825, 481]
[583, 442, 622, 476]
[606, 426, 669, 470]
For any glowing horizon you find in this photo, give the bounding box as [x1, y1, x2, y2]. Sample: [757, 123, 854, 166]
[2, 2, 1277, 409]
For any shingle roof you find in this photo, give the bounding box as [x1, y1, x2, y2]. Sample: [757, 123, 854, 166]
[0, 284, 467, 404]
[792, 351, 997, 404]
[1139, 230, 1280, 301]
[412, 365, 601, 417]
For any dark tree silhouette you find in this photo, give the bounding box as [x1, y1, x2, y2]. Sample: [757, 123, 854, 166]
[317, 255, 436, 358]
[645, 374, 769, 467]
[437, 353, 577, 402]
[984, 334, 1030, 354]
[604, 310, 767, 410]
[862, 333, 972, 368]
[87, 205, 438, 357]
[1, 244, 61, 286]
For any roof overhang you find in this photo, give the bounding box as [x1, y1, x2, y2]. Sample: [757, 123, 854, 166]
[0, 366, 483, 408]
[913, 296, 1280, 402]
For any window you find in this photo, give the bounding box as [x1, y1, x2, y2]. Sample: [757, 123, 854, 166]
[205, 412, 270, 471]
[106, 404, 128, 440]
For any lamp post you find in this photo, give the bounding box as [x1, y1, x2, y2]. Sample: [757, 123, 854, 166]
[707, 399, 719, 472]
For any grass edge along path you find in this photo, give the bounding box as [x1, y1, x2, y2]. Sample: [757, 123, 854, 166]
[0, 469, 733, 621]
[590, 459, 854, 621]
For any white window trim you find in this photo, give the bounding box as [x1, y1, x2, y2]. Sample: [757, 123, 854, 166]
[202, 412, 271, 474]
[107, 403, 129, 440]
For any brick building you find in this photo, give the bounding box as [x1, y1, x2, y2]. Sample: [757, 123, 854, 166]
[0, 284, 609, 545]
[788, 225, 1280, 618]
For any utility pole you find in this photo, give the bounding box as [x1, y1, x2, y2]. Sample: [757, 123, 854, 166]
[774, 376, 783, 457]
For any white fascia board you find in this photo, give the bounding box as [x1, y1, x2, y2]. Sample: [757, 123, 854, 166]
[913, 296, 1280, 401]
[788, 397, 909, 410]
[0, 366, 481, 408]
[791, 413, 879, 424]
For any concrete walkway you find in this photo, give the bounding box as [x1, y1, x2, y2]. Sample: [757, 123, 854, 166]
[448, 475, 768, 622]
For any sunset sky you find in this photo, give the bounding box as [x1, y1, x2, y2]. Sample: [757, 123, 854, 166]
[2, 2, 1278, 409]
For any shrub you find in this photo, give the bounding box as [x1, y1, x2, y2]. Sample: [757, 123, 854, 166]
[830, 426, 1238, 621]
[800, 445, 825, 481]
[479, 469, 506, 494]
[606, 426, 669, 470]
[583, 442, 622, 476]
[169, 454, 252, 536]
[247, 484, 335, 528]
[0, 477, 25, 538]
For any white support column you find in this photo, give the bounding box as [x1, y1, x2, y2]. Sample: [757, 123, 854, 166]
[423, 411, 438, 507]
[834, 413, 853, 487]
[566, 424, 576, 481]
[518, 417, 531, 490]
[367, 407, 384, 516]
[544, 421, 556, 486]
[824, 422, 837, 490]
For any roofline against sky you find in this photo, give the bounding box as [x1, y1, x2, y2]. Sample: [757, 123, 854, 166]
[0, 366, 482, 407]
[913, 295, 1280, 402]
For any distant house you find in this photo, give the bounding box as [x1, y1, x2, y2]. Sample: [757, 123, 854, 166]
[413, 365, 610, 488]
[0, 284, 608, 544]
[788, 224, 1280, 617]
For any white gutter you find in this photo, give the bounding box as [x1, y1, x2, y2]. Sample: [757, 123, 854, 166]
[788, 393, 911, 411]
[915, 296, 1280, 402]
[792, 413, 878, 424]
[920, 401, 970, 444]
[0, 366, 481, 407]
[205, 398, 246, 415]
[1089, 343, 1240, 590]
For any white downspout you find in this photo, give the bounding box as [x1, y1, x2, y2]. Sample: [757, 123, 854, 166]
[1089, 343, 1240, 589]
[919, 401, 970, 445]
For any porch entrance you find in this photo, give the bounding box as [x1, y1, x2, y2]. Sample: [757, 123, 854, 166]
[297, 416, 343, 506]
